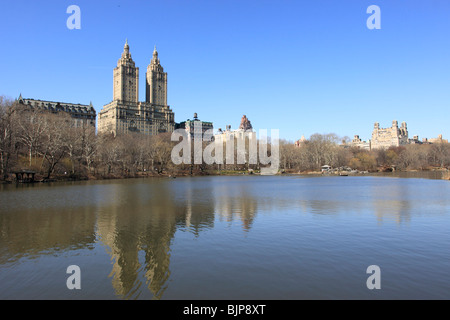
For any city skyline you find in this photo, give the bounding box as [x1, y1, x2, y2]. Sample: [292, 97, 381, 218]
[1, 1, 450, 142]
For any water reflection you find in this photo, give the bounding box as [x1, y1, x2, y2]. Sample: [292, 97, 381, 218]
[0, 200, 97, 264]
[95, 180, 180, 299]
[94, 178, 218, 298]
[175, 177, 216, 235]
[1, 175, 450, 299]
[369, 178, 413, 224]
[213, 178, 258, 231]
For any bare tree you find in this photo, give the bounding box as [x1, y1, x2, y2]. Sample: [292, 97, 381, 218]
[0, 96, 17, 179]
[15, 105, 47, 167]
[305, 133, 341, 170]
[81, 125, 97, 174]
[349, 150, 377, 171]
[153, 132, 174, 174]
[38, 113, 70, 179]
[394, 144, 429, 170]
[62, 125, 83, 175]
[98, 133, 123, 175]
[429, 142, 450, 168]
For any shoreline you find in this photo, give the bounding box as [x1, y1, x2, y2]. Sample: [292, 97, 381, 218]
[2, 168, 448, 185]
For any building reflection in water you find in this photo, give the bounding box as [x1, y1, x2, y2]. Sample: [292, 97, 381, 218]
[2, 175, 446, 299]
[96, 180, 180, 299]
[370, 179, 427, 224]
[176, 177, 216, 236]
[95, 177, 265, 298]
[212, 181, 258, 232]
[95, 177, 220, 298]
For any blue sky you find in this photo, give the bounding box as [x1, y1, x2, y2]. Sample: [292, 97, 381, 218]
[1, 0, 449, 142]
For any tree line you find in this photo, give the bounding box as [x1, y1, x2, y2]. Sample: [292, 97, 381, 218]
[280, 133, 450, 173]
[0, 97, 177, 181]
[1, 96, 449, 182]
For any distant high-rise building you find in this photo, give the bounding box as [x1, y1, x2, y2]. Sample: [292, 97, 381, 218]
[428, 134, 448, 144]
[370, 120, 408, 150]
[349, 135, 371, 150]
[113, 39, 139, 103]
[176, 113, 214, 141]
[239, 115, 253, 131]
[98, 41, 175, 136]
[146, 46, 167, 106]
[294, 135, 307, 148]
[215, 115, 255, 141]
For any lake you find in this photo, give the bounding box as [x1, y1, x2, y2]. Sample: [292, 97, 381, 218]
[0, 174, 449, 299]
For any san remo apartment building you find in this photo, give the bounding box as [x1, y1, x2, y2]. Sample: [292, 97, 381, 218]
[98, 40, 175, 136]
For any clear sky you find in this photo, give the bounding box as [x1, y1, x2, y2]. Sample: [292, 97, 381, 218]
[1, 0, 449, 142]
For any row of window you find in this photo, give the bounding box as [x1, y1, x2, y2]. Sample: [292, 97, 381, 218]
[23, 101, 95, 114]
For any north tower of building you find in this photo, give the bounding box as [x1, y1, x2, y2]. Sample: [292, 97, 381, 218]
[146, 47, 167, 106]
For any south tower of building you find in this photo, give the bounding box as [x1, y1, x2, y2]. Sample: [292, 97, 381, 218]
[113, 39, 139, 103]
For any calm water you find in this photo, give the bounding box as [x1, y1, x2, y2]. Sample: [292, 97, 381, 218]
[0, 174, 449, 299]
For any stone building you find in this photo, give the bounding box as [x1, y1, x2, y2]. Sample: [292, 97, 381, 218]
[409, 135, 422, 145]
[350, 135, 371, 150]
[370, 120, 408, 150]
[215, 115, 256, 142]
[16, 94, 96, 128]
[428, 134, 448, 144]
[239, 115, 253, 131]
[294, 135, 307, 148]
[98, 41, 175, 136]
[176, 113, 214, 141]
[215, 125, 232, 140]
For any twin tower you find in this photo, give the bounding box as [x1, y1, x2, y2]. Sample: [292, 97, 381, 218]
[113, 39, 167, 106]
[98, 40, 175, 136]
